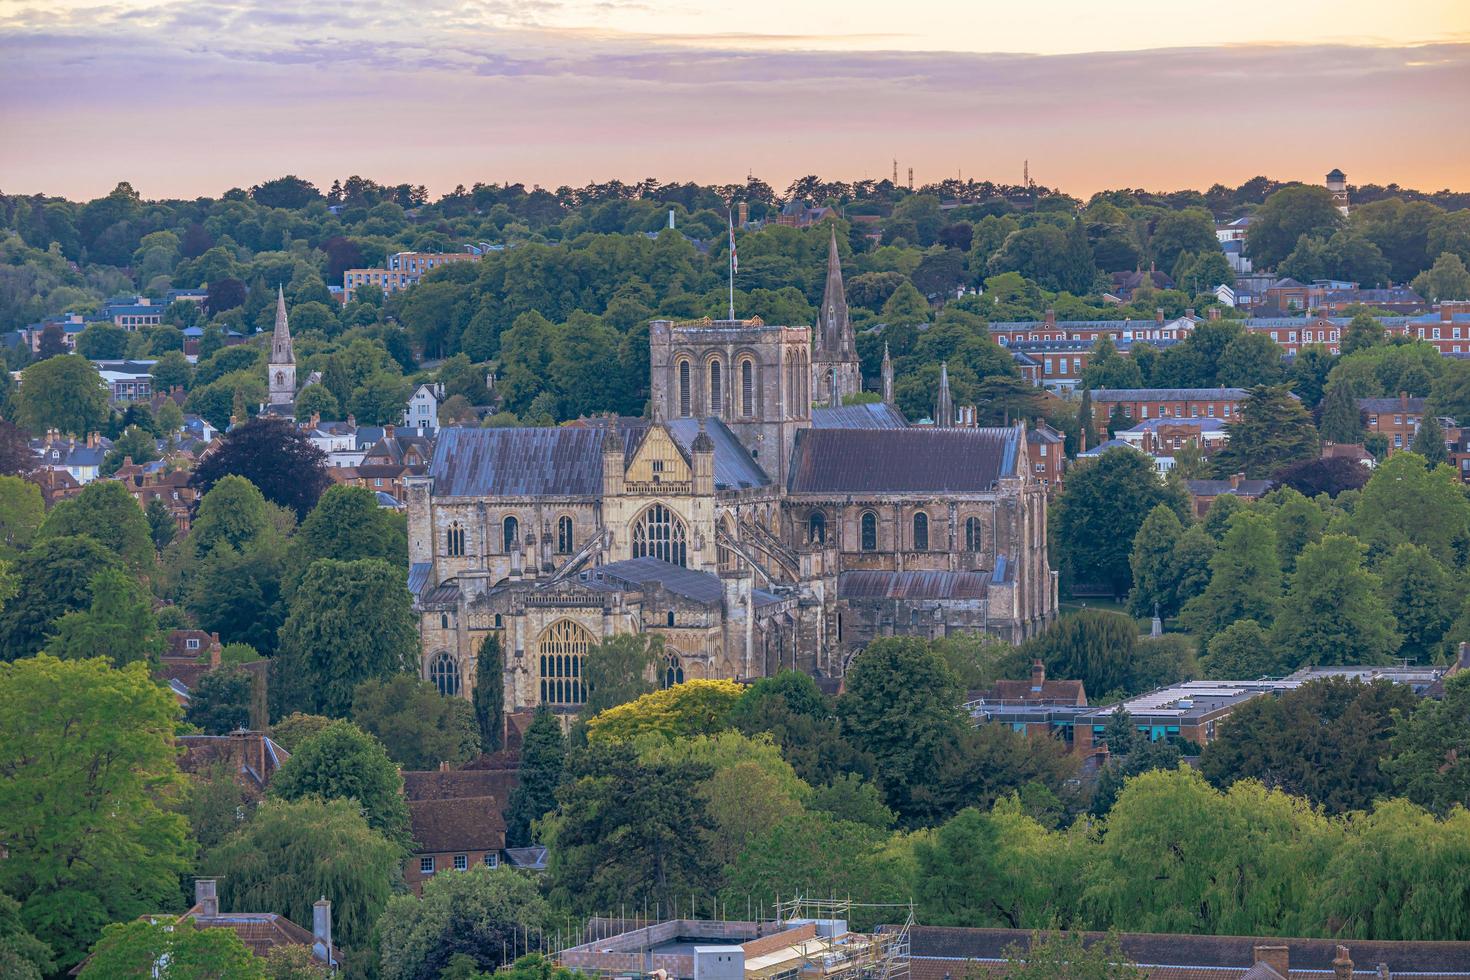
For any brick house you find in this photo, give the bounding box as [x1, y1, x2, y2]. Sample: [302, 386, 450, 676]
[1185, 474, 1274, 518]
[1089, 388, 1249, 442]
[112, 458, 197, 533]
[1356, 393, 1448, 455]
[401, 766, 518, 894]
[155, 630, 269, 729]
[1025, 423, 1065, 491]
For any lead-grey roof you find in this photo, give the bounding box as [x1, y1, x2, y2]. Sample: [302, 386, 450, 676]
[407, 562, 432, 597]
[430, 426, 606, 497]
[810, 403, 910, 430]
[664, 418, 770, 489]
[577, 557, 725, 604]
[788, 427, 1020, 494]
[838, 570, 990, 600]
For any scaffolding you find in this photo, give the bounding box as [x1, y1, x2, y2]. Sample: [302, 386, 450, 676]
[769, 896, 913, 980]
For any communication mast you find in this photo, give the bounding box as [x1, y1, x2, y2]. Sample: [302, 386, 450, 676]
[892, 159, 898, 185]
[907, 167, 914, 191]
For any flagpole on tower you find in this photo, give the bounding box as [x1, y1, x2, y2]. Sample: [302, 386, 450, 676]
[727, 208, 737, 321]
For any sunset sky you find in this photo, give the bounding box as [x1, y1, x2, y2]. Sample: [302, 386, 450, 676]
[3, 0, 1469, 200]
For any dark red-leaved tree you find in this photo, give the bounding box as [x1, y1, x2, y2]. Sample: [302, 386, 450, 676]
[190, 417, 330, 520]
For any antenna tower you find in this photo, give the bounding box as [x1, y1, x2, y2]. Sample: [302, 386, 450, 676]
[1023, 159, 1030, 188]
[907, 167, 914, 191]
[892, 159, 898, 185]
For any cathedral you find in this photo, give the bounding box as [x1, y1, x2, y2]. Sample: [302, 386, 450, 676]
[406, 238, 1058, 711]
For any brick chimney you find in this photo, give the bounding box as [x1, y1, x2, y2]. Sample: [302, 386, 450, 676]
[1230, 472, 1244, 489]
[1044, 308, 1056, 326]
[1253, 946, 1289, 978]
[1030, 658, 1045, 693]
[195, 878, 219, 917]
[1156, 308, 1165, 324]
[1208, 306, 1221, 321]
[1457, 641, 1470, 671]
[1333, 946, 1354, 979]
[384, 423, 396, 441]
[347, 414, 356, 428]
[208, 632, 222, 668]
[312, 897, 334, 965]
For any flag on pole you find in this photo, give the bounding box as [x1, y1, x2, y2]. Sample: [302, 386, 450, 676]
[728, 211, 738, 274]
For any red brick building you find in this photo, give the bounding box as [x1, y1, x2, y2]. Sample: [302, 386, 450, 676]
[1088, 387, 1249, 443]
[401, 765, 518, 894]
[1025, 424, 1066, 491]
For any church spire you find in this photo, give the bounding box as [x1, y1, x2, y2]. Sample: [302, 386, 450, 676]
[271, 285, 294, 365]
[881, 342, 894, 405]
[936, 361, 954, 428]
[816, 225, 851, 357]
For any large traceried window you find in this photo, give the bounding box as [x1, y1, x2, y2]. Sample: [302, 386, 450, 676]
[678, 359, 692, 417]
[912, 512, 929, 551]
[663, 654, 685, 689]
[539, 619, 592, 705]
[429, 651, 461, 697]
[632, 504, 688, 567]
[556, 515, 574, 554]
[860, 511, 878, 551]
[502, 515, 519, 553]
[446, 522, 465, 557]
[808, 511, 826, 544]
[965, 516, 982, 552]
[740, 359, 755, 417]
[709, 360, 722, 415]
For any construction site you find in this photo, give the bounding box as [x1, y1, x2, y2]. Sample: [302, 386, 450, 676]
[555, 898, 914, 980]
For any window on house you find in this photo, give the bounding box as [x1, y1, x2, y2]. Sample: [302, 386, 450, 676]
[186, 638, 200, 650]
[454, 855, 468, 871]
[502, 516, 519, 553]
[860, 512, 878, 551]
[420, 857, 435, 874]
[484, 853, 498, 868]
[912, 512, 929, 551]
[556, 516, 573, 554]
[447, 522, 466, 557]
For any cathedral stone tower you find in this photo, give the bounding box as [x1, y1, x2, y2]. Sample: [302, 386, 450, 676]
[267, 285, 296, 410]
[812, 227, 862, 406]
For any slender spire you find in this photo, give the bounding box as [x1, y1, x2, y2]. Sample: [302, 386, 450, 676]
[881, 342, 894, 406]
[271, 285, 294, 365]
[816, 225, 851, 357]
[936, 361, 954, 428]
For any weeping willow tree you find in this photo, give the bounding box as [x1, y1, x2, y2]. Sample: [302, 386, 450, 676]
[208, 797, 401, 949]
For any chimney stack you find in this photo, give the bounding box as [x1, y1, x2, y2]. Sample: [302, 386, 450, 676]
[1155, 308, 1165, 325]
[1208, 306, 1221, 321]
[312, 897, 334, 965]
[1044, 308, 1056, 326]
[1333, 946, 1355, 979]
[384, 423, 396, 440]
[195, 878, 219, 917]
[1253, 946, 1289, 978]
[1030, 658, 1045, 693]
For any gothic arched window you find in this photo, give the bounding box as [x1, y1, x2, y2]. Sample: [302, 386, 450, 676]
[709, 360, 722, 416]
[556, 515, 574, 554]
[809, 511, 826, 544]
[502, 515, 519, 553]
[663, 654, 685, 689]
[740, 359, 755, 417]
[632, 504, 688, 567]
[913, 512, 929, 551]
[446, 521, 465, 557]
[429, 651, 461, 697]
[860, 511, 878, 551]
[538, 619, 592, 705]
[678, 359, 692, 417]
[965, 516, 982, 552]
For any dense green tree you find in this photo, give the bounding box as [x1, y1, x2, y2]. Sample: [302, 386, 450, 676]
[1412, 251, 1470, 303]
[350, 675, 480, 770]
[1217, 332, 1285, 387]
[1168, 524, 1217, 611]
[1202, 492, 1243, 541]
[0, 894, 53, 980]
[43, 567, 162, 667]
[0, 475, 44, 558]
[208, 797, 401, 950]
[503, 706, 566, 847]
[80, 919, 265, 979]
[36, 478, 154, 570]
[807, 773, 896, 829]
[377, 866, 550, 980]
[1411, 412, 1448, 464]
[1351, 451, 1470, 566]
[1246, 185, 1343, 269]
[190, 417, 331, 520]
[839, 637, 965, 824]
[190, 474, 281, 557]
[1021, 610, 1140, 701]
[1269, 487, 1326, 572]
[727, 670, 873, 786]
[0, 421, 36, 478]
[101, 424, 158, 475]
[1201, 677, 1416, 814]
[187, 538, 287, 655]
[1053, 448, 1187, 597]
[187, 666, 255, 734]
[273, 558, 417, 717]
[1200, 619, 1278, 679]
[933, 721, 1081, 827]
[583, 633, 661, 716]
[473, 632, 504, 753]
[544, 743, 717, 914]
[269, 719, 412, 847]
[1213, 384, 1318, 478]
[75, 322, 128, 359]
[1384, 673, 1470, 816]
[1378, 543, 1457, 662]
[145, 496, 177, 551]
[1179, 510, 1282, 644]
[1090, 722, 1184, 818]
[1318, 377, 1365, 444]
[13, 355, 110, 436]
[0, 535, 121, 661]
[269, 712, 333, 751]
[1126, 503, 1186, 618]
[288, 484, 406, 589]
[1274, 534, 1399, 669]
[0, 656, 192, 969]
[1273, 456, 1370, 497]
